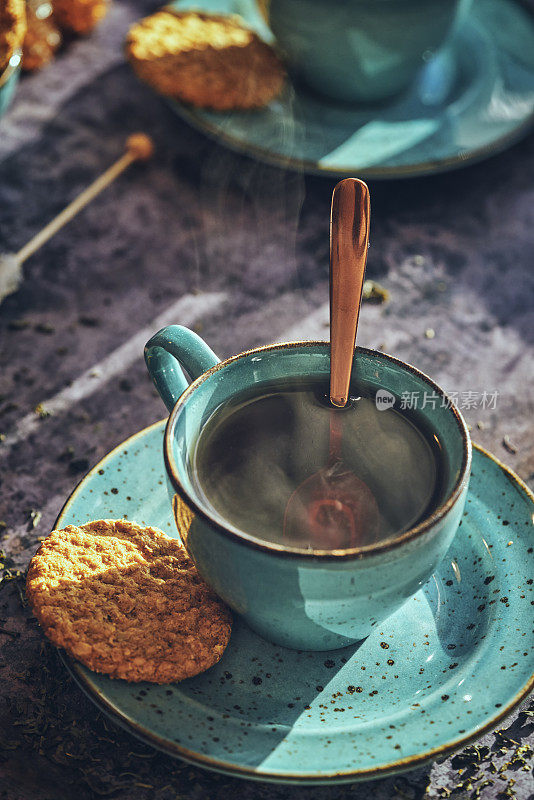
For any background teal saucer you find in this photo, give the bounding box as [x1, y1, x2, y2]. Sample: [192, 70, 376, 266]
[162, 0, 534, 178]
[56, 421, 534, 784]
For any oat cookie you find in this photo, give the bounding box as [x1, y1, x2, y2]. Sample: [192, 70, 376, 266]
[26, 519, 232, 683]
[22, 1, 62, 72]
[52, 0, 107, 35]
[0, 0, 26, 74]
[126, 8, 285, 110]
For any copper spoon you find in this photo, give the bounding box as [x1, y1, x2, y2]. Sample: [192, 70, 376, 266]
[283, 179, 380, 549]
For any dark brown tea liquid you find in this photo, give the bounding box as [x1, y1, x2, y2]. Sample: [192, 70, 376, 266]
[192, 379, 446, 549]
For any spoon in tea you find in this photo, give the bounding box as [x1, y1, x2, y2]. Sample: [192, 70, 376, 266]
[283, 178, 380, 549]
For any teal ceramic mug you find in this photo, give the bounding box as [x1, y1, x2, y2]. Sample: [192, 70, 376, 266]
[145, 326, 471, 651]
[260, 0, 471, 103]
[0, 49, 21, 117]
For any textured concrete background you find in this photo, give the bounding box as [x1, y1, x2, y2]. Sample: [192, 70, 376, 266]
[0, 1, 533, 797]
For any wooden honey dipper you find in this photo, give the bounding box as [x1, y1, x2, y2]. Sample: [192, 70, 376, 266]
[0, 133, 154, 303]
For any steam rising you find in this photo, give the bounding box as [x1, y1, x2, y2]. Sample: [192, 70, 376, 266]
[196, 89, 306, 337]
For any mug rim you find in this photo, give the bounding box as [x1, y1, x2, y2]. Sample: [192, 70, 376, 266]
[164, 341, 471, 561]
[0, 48, 21, 89]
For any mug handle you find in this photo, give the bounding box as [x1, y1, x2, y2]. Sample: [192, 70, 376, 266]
[144, 325, 220, 412]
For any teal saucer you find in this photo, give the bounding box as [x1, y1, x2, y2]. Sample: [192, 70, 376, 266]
[56, 421, 534, 784]
[162, 0, 534, 178]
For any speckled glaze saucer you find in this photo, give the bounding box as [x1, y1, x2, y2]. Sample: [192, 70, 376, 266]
[160, 0, 534, 178]
[56, 421, 534, 784]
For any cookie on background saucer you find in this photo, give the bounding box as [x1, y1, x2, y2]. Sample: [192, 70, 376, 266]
[22, 1, 61, 72]
[126, 8, 285, 110]
[26, 518, 232, 683]
[52, 0, 108, 35]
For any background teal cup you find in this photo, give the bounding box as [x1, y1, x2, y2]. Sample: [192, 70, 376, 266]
[0, 49, 21, 117]
[145, 326, 471, 651]
[262, 0, 470, 103]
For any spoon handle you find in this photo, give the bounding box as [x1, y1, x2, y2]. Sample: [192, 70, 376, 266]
[329, 179, 370, 408]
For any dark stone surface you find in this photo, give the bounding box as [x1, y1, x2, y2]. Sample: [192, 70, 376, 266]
[0, 1, 532, 798]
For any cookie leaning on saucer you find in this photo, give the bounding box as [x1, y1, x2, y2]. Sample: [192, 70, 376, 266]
[125, 8, 286, 110]
[26, 519, 232, 683]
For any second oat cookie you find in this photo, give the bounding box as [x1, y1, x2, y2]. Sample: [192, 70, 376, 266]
[126, 8, 286, 110]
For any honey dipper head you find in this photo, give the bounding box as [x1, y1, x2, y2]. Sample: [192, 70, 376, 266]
[126, 133, 155, 161]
